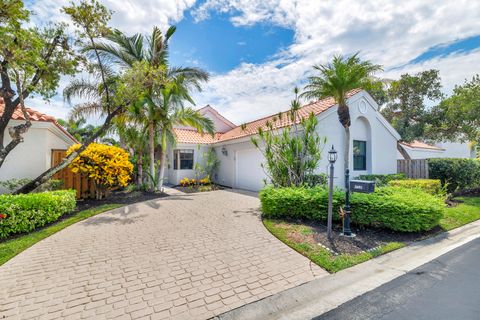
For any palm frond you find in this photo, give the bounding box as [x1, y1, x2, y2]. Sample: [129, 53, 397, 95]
[63, 79, 100, 105]
[69, 102, 104, 120]
[171, 107, 215, 135]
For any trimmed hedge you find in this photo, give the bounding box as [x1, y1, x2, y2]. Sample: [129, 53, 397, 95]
[387, 179, 445, 196]
[356, 173, 406, 186]
[0, 190, 76, 239]
[428, 158, 480, 193]
[260, 186, 444, 232]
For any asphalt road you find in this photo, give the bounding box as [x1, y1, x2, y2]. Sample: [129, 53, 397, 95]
[314, 237, 480, 320]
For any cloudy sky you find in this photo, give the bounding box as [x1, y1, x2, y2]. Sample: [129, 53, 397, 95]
[26, 0, 480, 124]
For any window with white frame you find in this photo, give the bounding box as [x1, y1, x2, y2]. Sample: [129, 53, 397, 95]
[353, 140, 367, 171]
[173, 149, 194, 170]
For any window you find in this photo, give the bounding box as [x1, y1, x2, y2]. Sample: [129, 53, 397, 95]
[353, 140, 367, 171]
[174, 149, 194, 170]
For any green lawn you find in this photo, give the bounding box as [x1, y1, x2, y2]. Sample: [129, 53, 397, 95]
[440, 196, 480, 230]
[264, 195, 480, 273]
[0, 204, 122, 266]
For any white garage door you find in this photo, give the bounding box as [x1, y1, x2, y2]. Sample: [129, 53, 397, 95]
[235, 148, 267, 191]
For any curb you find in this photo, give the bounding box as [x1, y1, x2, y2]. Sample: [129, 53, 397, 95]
[214, 220, 480, 320]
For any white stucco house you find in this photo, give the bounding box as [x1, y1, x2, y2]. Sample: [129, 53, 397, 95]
[397, 140, 475, 160]
[0, 98, 77, 192]
[166, 89, 401, 191]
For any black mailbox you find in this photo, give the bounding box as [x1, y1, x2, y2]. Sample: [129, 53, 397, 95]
[350, 180, 375, 193]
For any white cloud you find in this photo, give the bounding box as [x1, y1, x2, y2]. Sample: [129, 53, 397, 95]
[192, 0, 480, 123]
[24, 0, 480, 125]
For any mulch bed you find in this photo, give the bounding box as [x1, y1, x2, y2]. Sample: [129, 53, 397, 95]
[174, 184, 225, 194]
[75, 189, 168, 212]
[278, 219, 442, 255]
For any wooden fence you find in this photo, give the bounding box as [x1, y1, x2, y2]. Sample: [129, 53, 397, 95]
[397, 159, 429, 179]
[51, 150, 96, 199]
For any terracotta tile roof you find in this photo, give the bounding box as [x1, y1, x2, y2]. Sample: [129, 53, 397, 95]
[0, 97, 78, 143]
[174, 89, 363, 145]
[216, 88, 362, 143]
[400, 140, 445, 151]
[173, 128, 220, 144]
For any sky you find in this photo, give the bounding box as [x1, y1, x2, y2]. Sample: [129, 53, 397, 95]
[25, 0, 480, 125]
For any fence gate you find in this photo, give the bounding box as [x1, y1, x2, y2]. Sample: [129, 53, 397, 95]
[51, 150, 96, 199]
[397, 159, 429, 179]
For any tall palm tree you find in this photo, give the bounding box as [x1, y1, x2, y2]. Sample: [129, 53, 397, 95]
[88, 26, 210, 191]
[155, 78, 214, 189]
[301, 53, 381, 180]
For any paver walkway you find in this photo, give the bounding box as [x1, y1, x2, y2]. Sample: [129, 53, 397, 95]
[0, 190, 326, 320]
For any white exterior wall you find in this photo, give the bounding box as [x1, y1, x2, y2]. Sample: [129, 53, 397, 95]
[213, 139, 268, 189]
[398, 142, 474, 160]
[166, 143, 212, 185]
[313, 92, 399, 187]
[212, 91, 399, 190]
[0, 120, 75, 193]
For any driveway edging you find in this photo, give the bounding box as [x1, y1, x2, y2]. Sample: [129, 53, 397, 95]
[215, 219, 480, 320]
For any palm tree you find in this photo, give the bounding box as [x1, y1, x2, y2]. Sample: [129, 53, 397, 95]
[301, 53, 381, 180]
[88, 26, 210, 191]
[155, 78, 214, 189]
[116, 121, 148, 186]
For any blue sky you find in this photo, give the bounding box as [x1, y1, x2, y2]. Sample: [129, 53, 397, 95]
[170, 11, 294, 73]
[26, 0, 480, 123]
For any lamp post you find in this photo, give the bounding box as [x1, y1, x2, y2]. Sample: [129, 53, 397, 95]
[327, 145, 337, 239]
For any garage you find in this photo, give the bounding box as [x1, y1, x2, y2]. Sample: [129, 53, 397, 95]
[235, 148, 267, 191]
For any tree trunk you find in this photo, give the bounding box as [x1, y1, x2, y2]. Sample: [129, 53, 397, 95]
[137, 153, 143, 186]
[148, 122, 155, 191]
[157, 130, 167, 191]
[14, 107, 122, 194]
[344, 126, 350, 178]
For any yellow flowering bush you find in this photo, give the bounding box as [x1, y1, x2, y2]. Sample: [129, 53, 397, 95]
[67, 143, 133, 193]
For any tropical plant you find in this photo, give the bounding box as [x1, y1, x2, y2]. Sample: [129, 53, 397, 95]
[67, 143, 133, 199]
[86, 26, 212, 191]
[301, 53, 382, 186]
[115, 121, 148, 186]
[252, 88, 325, 187]
[194, 147, 220, 182]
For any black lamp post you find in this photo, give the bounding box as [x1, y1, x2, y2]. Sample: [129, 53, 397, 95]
[327, 146, 337, 239]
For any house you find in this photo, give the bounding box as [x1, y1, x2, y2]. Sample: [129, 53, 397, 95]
[167, 89, 401, 191]
[397, 140, 475, 160]
[0, 98, 77, 192]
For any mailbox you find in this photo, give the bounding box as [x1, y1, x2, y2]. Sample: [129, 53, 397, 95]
[350, 180, 375, 193]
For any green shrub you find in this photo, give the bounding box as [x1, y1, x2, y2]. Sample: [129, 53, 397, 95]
[387, 179, 445, 196]
[304, 173, 328, 187]
[260, 186, 444, 232]
[350, 187, 444, 232]
[0, 190, 76, 239]
[259, 186, 344, 221]
[428, 158, 480, 193]
[355, 173, 406, 186]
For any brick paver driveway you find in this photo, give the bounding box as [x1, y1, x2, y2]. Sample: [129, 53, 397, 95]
[0, 190, 326, 320]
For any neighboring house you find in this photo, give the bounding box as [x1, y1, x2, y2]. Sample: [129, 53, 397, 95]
[0, 98, 77, 193]
[397, 140, 475, 160]
[167, 89, 401, 191]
